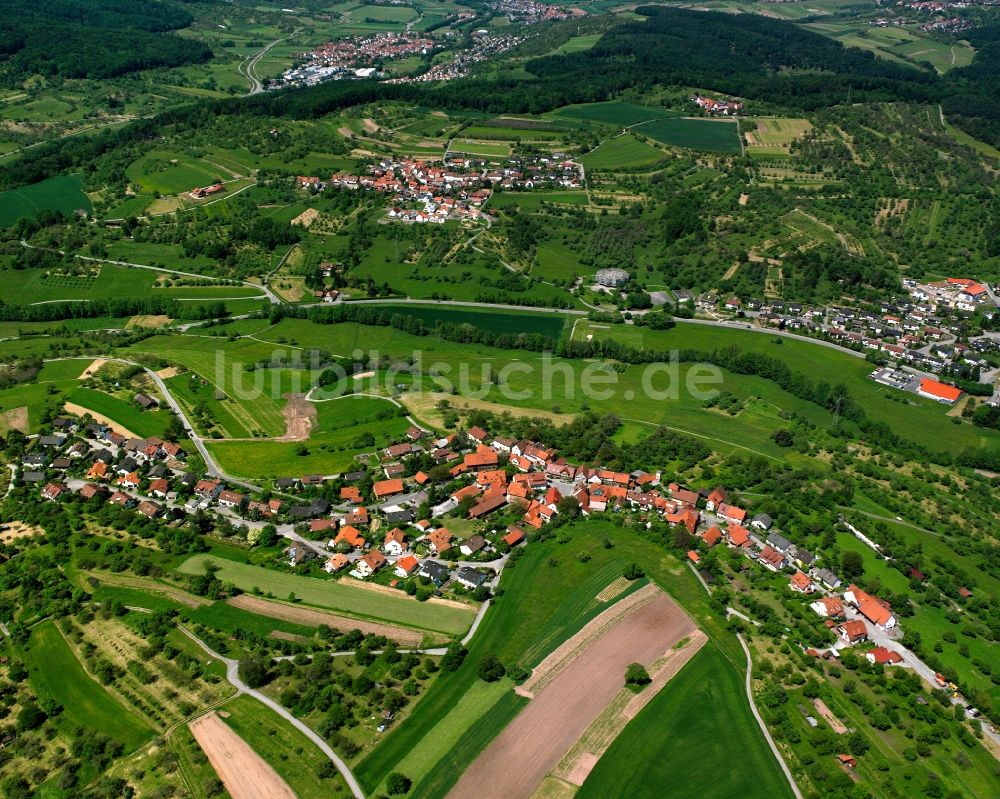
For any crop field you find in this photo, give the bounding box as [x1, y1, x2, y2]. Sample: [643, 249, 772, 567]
[581, 134, 666, 170]
[489, 190, 590, 209]
[176, 553, 476, 637]
[206, 413, 412, 476]
[744, 117, 812, 154]
[550, 101, 682, 127]
[449, 138, 513, 157]
[358, 520, 746, 798]
[633, 117, 742, 154]
[21, 621, 155, 752]
[363, 303, 570, 340]
[0, 174, 93, 227]
[220, 695, 348, 799]
[68, 386, 173, 439]
[577, 644, 792, 799]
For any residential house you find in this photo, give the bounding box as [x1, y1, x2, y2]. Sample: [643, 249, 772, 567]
[395, 555, 420, 578]
[418, 560, 450, 586]
[460, 535, 487, 556]
[751, 513, 773, 531]
[810, 568, 843, 590]
[286, 545, 316, 567]
[218, 490, 246, 510]
[352, 551, 387, 578]
[503, 526, 526, 547]
[383, 528, 407, 556]
[41, 482, 67, 501]
[373, 478, 404, 499]
[844, 584, 896, 629]
[866, 646, 903, 666]
[427, 528, 453, 554]
[138, 500, 162, 519]
[717, 503, 747, 525]
[334, 525, 366, 550]
[789, 571, 814, 593]
[837, 620, 868, 644]
[324, 554, 350, 574]
[810, 596, 844, 618]
[455, 566, 487, 590]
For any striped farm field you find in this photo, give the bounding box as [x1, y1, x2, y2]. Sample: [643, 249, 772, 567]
[176, 554, 477, 638]
[0, 174, 93, 227]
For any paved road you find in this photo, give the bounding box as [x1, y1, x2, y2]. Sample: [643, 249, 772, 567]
[737, 633, 804, 799]
[178, 626, 367, 799]
[241, 33, 299, 95]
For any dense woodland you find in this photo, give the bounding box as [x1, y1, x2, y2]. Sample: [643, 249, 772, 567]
[0, 0, 211, 83]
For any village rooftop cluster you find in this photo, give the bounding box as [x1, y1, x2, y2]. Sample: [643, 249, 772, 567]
[275, 32, 437, 89]
[297, 153, 583, 223]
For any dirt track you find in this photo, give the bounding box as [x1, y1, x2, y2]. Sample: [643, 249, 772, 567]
[279, 393, 316, 441]
[227, 594, 425, 646]
[189, 712, 296, 799]
[447, 589, 696, 799]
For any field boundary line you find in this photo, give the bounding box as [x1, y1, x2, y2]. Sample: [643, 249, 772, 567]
[518, 582, 659, 697]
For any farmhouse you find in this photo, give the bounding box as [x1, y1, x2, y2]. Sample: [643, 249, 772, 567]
[844, 585, 896, 629]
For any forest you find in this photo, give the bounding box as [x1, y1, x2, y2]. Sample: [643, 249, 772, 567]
[0, 0, 211, 82]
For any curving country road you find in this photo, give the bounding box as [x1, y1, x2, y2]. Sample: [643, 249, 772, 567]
[178, 625, 367, 799]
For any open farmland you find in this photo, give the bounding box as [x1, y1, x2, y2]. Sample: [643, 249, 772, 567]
[363, 303, 570, 340]
[577, 644, 793, 799]
[550, 101, 683, 127]
[125, 150, 235, 195]
[446, 586, 696, 799]
[581, 134, 666, 170]
[633, 117, 741, 154]
[176, 553, 476, 638]
[67, 386, 173, 439]
[0, 174, 93, 227]
[190, 711, 296, 799]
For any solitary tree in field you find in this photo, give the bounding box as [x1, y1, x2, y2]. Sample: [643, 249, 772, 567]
[386, 772, 412, 795]
[625, 662, 651, 687]
[238, 651, 270, 688]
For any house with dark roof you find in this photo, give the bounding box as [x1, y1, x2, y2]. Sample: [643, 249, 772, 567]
[455, 566, 487, 590]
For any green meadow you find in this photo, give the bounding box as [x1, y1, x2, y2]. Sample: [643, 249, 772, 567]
[582, 134, 667, 169]
[0, 174, 93, 227]
[68, 387, 173, 438]
[578, 644, 792, 799]
[21, 621, 155, 752]
[633, 117, 742, 154]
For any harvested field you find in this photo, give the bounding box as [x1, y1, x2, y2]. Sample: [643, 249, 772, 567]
[345, 575, 474, 611]
[402, 391, 575, 429]
[448, 586, 696, 799]
[126, 314, 171, 329]
[228, 594, 425, 646]
[78, 358, 109, 379]
[280, 393, 316, 441]
[63, 402, 141, 439]
[813, 698, 848, 734]
[0, 406, 28, 434]
[190, 711, 296, 799]
[291, 208, 319, 227]
[0, 520, 44, 543]
[156, 366, 181, 379]
[594, 576, 630, 603]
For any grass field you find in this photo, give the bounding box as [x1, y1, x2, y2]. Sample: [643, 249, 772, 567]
[176, 553, 476, 637]
[633, 117, 742, 154]
[361, 303, 569, 340]
[551, 101, 682, 127]
[125, 150, 233, 195]
[581, 134, 667, 170]
[21, 621, 155, 752]
[0, 174, 93, 227]
[577, 643, 792, 799]
[220, 694, 350, 799]
[68, 386, 173, 439]
[745, 117, 812, 156]
[571, 319, 1000, 456]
